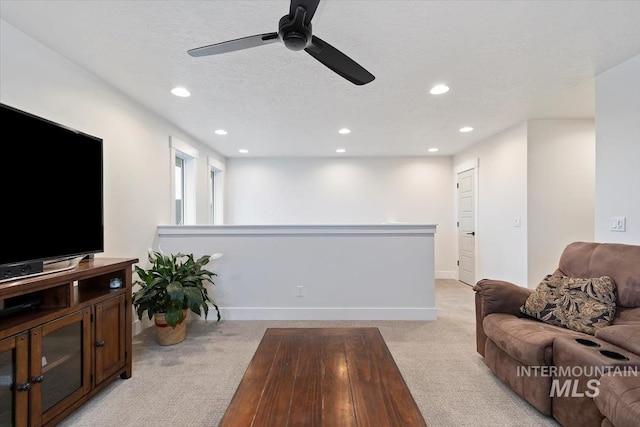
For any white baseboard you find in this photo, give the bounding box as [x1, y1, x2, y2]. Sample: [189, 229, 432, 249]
[133, 307, 436, 329]
[435, 270, 456, 279]
[132, 317, 155, 335]
[132, 319, 144, 336]
[217, 307, 437, 321]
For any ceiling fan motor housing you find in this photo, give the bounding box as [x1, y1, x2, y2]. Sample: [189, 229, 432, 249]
[278, 8, 312, 51]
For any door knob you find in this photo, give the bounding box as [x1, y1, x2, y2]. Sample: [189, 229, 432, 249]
[31, 375, 44, 383]
[95, 340, 105, 347]
[466, 232, 475, 236]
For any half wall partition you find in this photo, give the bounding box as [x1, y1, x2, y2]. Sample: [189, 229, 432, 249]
[156, 224, 437, 320]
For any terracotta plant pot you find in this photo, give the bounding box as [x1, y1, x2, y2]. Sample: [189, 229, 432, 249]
[153, 310, 187, 345]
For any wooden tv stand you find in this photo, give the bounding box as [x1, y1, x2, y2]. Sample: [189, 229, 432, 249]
[0, 257, 138, 427]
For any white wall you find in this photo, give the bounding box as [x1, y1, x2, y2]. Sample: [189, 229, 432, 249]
[454, 124, 529, 286]
[157, 225, 437, 320]
[224, 156, 456, 278]
[527, 120, 595, 286]
[0, 20, 225, 266]
[595, 54, 640, 244]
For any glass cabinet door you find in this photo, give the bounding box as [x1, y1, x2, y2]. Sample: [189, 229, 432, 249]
[0, 333, 28, 427]
[29, 308, 91, 426]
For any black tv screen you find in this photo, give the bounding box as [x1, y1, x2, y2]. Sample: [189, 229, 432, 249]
[0, 103, 104, 268]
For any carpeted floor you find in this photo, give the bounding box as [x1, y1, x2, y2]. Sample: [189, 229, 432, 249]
[59, 280, 560, 426]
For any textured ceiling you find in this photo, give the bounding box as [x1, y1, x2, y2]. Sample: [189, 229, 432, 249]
[1, 1, 639, 157]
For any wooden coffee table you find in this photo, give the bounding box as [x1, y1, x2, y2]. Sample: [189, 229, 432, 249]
[219, 327, 427, 426]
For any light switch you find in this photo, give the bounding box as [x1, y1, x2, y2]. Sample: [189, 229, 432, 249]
[514, 217, 521, 227]
[610, 216, 626, 232]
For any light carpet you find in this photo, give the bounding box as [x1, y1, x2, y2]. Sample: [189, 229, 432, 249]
[59, 279, 559, 427]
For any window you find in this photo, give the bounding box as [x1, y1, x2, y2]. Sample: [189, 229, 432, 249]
[175, 156, 185, 225]
[208, 156, 225, 225]
[210, 169, 215, 224]
[170, 137, 198, 225]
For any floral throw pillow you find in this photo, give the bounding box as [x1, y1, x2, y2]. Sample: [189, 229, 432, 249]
[520, 275, 617, 335]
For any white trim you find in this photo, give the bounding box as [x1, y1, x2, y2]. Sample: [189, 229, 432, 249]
[170, 136, 199, 158]
[207, 156, 226, 172]
[169, 145, 177, 225]
[454, 158, 478, 174]
[217, 307, 437, 321]
[435, 270, 457, 279]
[453, 159, 480, 284]
[157, 224, 437, 237]
[132, 319, 144, 336]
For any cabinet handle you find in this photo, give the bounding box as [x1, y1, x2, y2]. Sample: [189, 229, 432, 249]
[95, 340, 105, 347]
[31, 375, 44, 383]
[16, 383, 31, 392]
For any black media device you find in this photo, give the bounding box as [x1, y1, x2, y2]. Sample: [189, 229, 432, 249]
[0, 103, 104, 282]
[0, 294, 42, 319]
[1, 260, 44, 281]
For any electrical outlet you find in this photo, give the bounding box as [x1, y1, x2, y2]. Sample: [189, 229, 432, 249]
[297, 285, 303, 297]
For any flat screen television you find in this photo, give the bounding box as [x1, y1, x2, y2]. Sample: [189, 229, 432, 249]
[0, 103, 104, 282]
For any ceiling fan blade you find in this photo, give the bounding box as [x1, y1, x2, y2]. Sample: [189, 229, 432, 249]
[188, 33, 279, 57]
[290, 0, 320, 25]
[304, 36, 375, 85]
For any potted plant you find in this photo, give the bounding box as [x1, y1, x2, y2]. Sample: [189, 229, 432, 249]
[132, 249, 222, 345]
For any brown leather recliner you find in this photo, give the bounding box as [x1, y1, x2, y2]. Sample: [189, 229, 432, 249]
[474, 241, 640, 427]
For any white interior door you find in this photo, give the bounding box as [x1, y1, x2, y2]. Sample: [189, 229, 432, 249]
[457, 169, 476, 285]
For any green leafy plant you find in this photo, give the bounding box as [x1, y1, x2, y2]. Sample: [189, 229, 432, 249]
[133, 250, 221, 327]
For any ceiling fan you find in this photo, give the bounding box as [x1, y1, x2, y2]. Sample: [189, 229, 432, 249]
[187, 0, 375, 86]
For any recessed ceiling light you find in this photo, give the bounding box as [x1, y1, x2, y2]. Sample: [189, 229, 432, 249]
[338, 128, 351, 134]
[336, 148, 346, 153]
[429, 84, 450, 95]
[459, 126, 474, 133]
[214, 129, 228, 135]
[170, 87, 191, 97]
[238, 149, 249, 154]
[428, 148, 439, 153]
